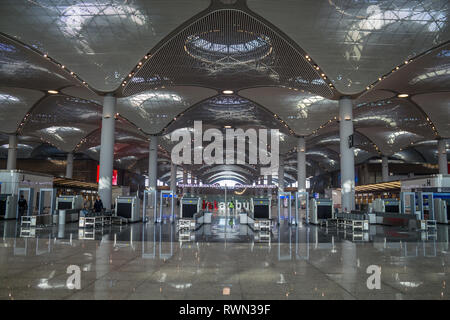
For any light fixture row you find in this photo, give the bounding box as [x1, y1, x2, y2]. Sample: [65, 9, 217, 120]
[304, 55, 334, 90]
[365, 58, 414, 92]
[42, 52, 89, 88]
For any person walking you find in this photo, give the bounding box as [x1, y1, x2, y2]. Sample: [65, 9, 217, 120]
[94, 196, 103, 213]
[18, 194, 28, 218]
[229, 200, 235, 216]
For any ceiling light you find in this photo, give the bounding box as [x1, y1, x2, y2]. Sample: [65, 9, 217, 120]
[47, 90, 59, 94]
[222, 90, 233, 94]
[397, 93, 409, 98]
[224, 126, 232, 129]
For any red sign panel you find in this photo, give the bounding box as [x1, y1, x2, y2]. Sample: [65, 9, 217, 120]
[97, 165, 118, 186]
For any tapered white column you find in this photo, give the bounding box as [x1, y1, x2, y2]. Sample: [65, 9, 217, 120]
[7, 134, 17, 170]
[339, 96, 355, 212]
[278, 157, 285, 191]
[170, 163, 177, 193]
[189, 173, 194, 194]
[381, 156, 389, 182]
[259, 177, 264, 196]
[438, 139, 448, 174]
[182, 170, 187, 194]
[148, 136, 158, 192]
[66, 152, 74, 179]
[297, 137, 306, 192]
[98, 94, 116, 210]
[267, 175, 272, 196]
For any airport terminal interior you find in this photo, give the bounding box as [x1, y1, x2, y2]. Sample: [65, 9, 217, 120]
[0, 0, 449, 300]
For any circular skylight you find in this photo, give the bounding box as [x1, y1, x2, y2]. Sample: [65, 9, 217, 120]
[184, 30, 272, 65]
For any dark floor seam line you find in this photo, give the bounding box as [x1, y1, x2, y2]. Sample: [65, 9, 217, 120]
[304, 259, 359, 300]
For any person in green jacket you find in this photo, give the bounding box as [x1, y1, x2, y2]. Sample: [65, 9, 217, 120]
[229, 200, 235, 215]
[228, 201, 235, 226]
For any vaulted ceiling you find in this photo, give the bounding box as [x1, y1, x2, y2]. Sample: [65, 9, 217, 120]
[0, 0, 448, 185]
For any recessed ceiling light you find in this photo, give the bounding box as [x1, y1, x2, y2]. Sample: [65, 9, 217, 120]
[47, 90, 59, 94]
[397, 93, 409, 98]
[222, 90, 233, 94]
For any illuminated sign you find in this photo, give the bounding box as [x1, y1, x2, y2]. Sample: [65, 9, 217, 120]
[96, 165, 118, 186]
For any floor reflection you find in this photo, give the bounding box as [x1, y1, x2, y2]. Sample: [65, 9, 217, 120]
[0, 218, 449, 300]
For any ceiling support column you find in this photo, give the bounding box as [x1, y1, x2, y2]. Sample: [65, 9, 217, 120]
[98, 94, 116, 210]
[260, 177, 264, 196]
[65, 152, 74, 179]
[7, 134, 17, 170]
[189, 173, 194, 195]
[267, 175, 272, 197]
[278, 157, 285, 192]
[170, 163, 177, 194]
[339, 96, 355, 212]
[381, 156, 389, 182]
[148, 136, 158, 193]
[438, 139, 448, 175]
[182, 169, 187, 194]
[297, 137, 306, 192]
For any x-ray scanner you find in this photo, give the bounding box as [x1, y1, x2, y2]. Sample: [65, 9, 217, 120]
[115, 196, 140, 223]
[309, 198, 333, 225]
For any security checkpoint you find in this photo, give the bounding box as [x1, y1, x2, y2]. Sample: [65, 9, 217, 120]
[142, 189, 158, 223]
[294, 191, 309, 225]
[159, 190, 175, 223]
[115, 196, 140, 223]
[400, 192, 416, 215]
[17, 187, 34, 218]
[178, 196, 201, 230]
[38, 188, 56, 215]
[277, 192, 291, 225]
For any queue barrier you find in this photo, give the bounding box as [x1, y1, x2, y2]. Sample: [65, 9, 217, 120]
[327, 212, 369, 231]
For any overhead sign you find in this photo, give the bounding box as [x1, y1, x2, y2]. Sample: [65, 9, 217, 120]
[96, 165, 118, 186]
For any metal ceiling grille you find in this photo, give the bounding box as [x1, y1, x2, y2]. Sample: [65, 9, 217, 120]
[122, 9, 334, 98]
[165, 94, 290, 134]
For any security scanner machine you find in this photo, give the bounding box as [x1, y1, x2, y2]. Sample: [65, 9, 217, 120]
[18, 188, 56, 227]
[277, 192, 291, 225]
[372, 198, 400, 213]
[434, 195, 449, 224]
[0, 170, 54, 219]
[400, 192, 416, 215]
[309, 198, 333, 225]
[55, 195, 83, 225]
[178, 196, 201, 231]
[0, 194, 17, 219]
[142, 189, 157, 223]
[16, 187, 34, 218]
[115, 196, 140, 223]
[251, 197, 272, 231]
[159, 190, 175, 223]
[56, 195, 83, 210]
[295, 192, 309, 225]
[38, 188, 56, 215]
[416, 192, 436, 230]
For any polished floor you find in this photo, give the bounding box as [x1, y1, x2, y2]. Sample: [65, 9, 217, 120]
[0, 214, 449, 300]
